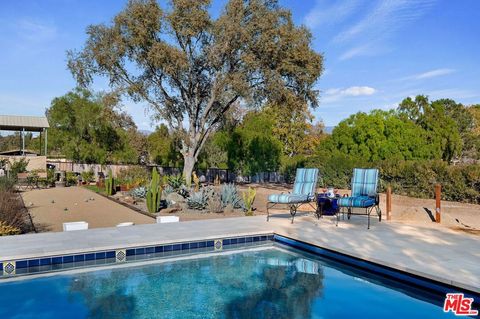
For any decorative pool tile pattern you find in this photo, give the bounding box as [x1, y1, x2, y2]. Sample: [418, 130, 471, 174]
[0, 234, 273, 278]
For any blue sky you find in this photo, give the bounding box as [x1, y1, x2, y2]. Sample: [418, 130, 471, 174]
[0, 0, 479, 130]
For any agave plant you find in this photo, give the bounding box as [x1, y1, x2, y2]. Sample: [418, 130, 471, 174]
[162, 184, 175, 199]
[220, 183, 243, 209]
[130, 186, 147, 199]
[187, 188, 212, 210]
[167, 174, 185, 190]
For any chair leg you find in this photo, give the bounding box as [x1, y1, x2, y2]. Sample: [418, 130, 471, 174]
[367, 207, 370, 229]
[290, 205, 298, 224]
[376, 205, 382, 222]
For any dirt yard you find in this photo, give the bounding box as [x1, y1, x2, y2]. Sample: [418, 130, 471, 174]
[22, 187, 155, 232]
[21, 184, 480, 234]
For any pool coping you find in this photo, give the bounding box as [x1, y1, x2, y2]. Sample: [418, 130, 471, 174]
[0, 217, 479, 296]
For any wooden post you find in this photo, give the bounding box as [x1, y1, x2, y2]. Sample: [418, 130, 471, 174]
[435, 184, 441, 223]
[386, 186, 392, 221]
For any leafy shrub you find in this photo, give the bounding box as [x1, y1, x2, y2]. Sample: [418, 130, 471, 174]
[116, 166, 149, 187]
[10, 158, 29, 179]
[66, 172, 78, 186]
[81, 170, 95, 183]
[0, 177, 15, 192]
[0, 190, 31, 235]
[220, 183, 243, 208]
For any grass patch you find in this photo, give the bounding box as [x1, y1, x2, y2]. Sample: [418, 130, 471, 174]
[83, 184, 105, 195]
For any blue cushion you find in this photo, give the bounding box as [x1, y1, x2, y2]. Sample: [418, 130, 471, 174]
[337, 196, 375, 208]
[268, 194, 310, 204]
[351, 168, 379, 197]
[292, 168, 319, 197]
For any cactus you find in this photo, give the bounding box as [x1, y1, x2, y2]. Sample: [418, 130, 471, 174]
[167, 174, 185, 190]
[146, 168, 162, 214]
[192, 172, 200, 192]
[242, 187, 256, 216]
[220, 183, 243, 209]
[105, 170, 115, 196]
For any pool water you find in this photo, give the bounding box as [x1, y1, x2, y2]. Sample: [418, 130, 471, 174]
[0, 246, 457, 319]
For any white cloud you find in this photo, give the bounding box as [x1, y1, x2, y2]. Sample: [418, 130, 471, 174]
[304, 0, 359, 30]
[322, 86, 376, 103]
[410, 68, 456, 80]
[339, 44, 371, 60]
[334, 0, 436, 44]
[15, 19, 57, 43]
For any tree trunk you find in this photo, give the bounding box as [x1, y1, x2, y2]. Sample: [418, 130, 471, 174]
[183, 153, 196, 187]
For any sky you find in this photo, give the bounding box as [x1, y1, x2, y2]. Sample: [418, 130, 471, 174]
[0, 0, 479, 130]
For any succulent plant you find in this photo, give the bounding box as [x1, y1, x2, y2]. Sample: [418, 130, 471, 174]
[146, 168, 162, 213]
[242, 187, 256, 216]
[167, 174, 185, 190]
[220, 183, 243, 209]
[130, 186, 148, 199]
[187, 188, 212, 210]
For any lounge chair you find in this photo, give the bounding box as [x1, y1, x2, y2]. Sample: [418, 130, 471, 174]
[267, 168, 319, 223]
[337, 168, 382, 229]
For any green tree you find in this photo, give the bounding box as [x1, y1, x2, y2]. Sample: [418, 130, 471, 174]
[47, 89, 141, 164]
[67, 0, 323, 184]
[147, 124, 182, 166]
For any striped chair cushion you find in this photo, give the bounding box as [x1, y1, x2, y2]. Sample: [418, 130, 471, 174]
[337, 196, 375, 208]
[351, 168, 379, 197]
[268, 194, 310, 204]
[292, 168, 319, 199]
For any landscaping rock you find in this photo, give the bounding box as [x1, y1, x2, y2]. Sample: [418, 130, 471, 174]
[166, 193, 185, 204]
[224, 203, 234, 214]
[123, 196, 136, 205]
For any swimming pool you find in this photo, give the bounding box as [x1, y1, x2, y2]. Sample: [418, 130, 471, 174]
[0, 242, 462, 318]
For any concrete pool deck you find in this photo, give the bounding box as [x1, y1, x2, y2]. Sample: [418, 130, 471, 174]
[0, 214, 479, 293]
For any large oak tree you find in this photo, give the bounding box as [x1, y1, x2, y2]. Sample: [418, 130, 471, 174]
[68, 0, 323, 184]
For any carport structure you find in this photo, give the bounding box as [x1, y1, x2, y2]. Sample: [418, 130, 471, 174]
[0, 115, 50, 155]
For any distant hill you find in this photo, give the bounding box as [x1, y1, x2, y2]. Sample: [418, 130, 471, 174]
[324, 126, 335, 134]
[139, 129, 152, 135]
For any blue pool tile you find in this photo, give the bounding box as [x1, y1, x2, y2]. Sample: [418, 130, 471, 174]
[85, 253, 95, 261]
[206, 241, 214, 247]
[74, 255, 84, 262]
[190, 242, 199, 249]
[40, 258, 51, 266]
[268, 235, 274, 240]
[198, 241, 206, 248]
[260, 235, 267, 241]
[95, 252, 106, 259]
[52, 257, 62, 265]
[230, 238, 238, 244]
[0, 263, 2, 271]
[253, 236, 260, 242]
[126, 249, 135, 256]
[135, 248, 145, 255]
[16, 260, 28, 269]
[181, 243, 189, 250]
[246, 237, 253, 242]
[145, 247, 155, 254]
[63, 256, 74, 263]
[155, 246, 164, 253]
[164, 245, 173, 252]
[106, 251, 115, 258]
[172, 244, 181, 251]
[222, 239, 231, 245]
[28, 259, 40, 267]
[238, 237, 246, 244]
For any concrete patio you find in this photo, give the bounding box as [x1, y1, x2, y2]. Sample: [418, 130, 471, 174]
[0, 214, 479, 293]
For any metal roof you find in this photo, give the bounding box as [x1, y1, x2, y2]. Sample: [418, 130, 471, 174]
[0, 115, 49, 132]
